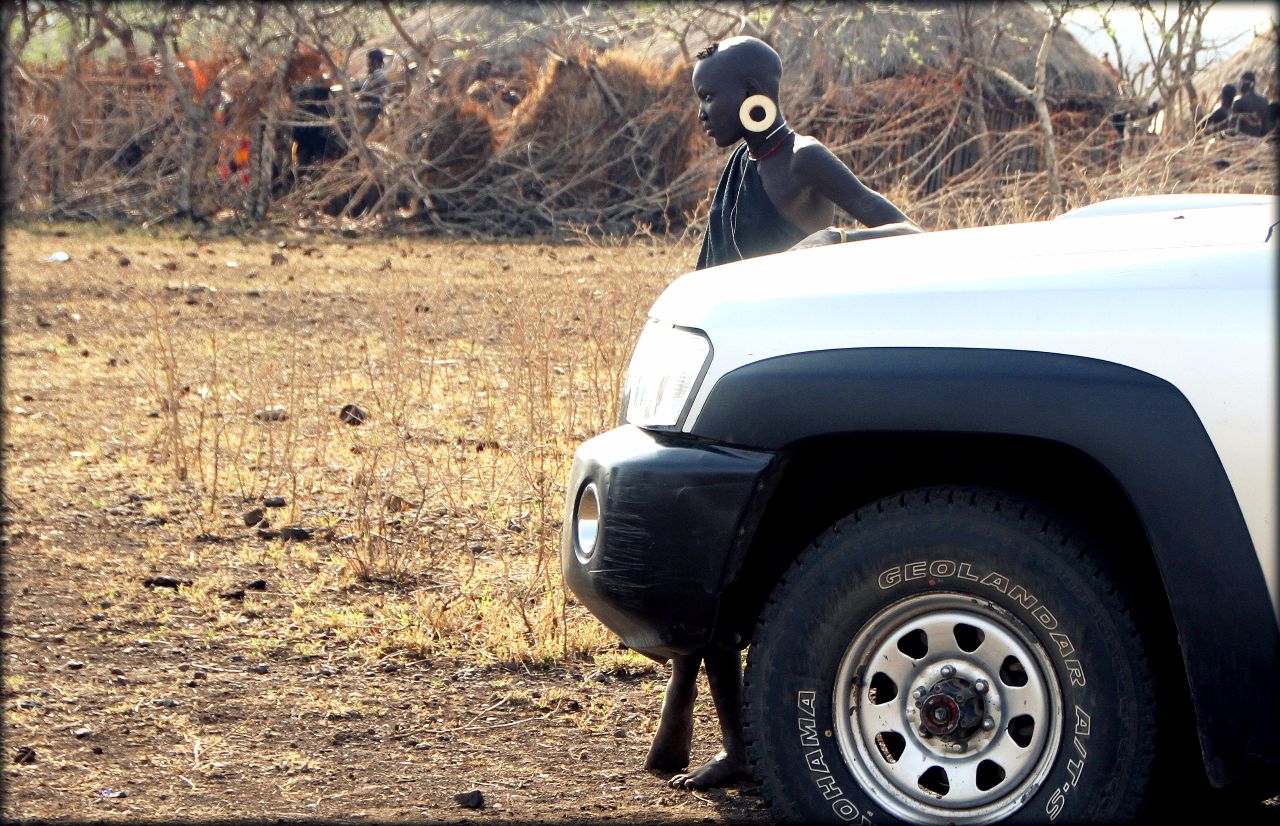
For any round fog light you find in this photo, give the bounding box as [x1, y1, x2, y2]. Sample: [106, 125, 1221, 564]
[574, 482, 601, 564]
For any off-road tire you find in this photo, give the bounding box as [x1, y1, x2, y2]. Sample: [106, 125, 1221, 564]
[743, 487, 1156, 824]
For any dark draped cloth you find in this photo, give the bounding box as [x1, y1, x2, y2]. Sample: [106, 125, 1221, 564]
[696, 142, 807, 270]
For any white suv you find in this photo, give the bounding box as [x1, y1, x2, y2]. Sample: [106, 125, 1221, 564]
[561, 195, 1279, 823]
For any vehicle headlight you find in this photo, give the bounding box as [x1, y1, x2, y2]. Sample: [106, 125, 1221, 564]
[620, 320, 711, 428]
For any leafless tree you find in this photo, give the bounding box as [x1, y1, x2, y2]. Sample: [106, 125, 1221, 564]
[967, 2, 1069, 212]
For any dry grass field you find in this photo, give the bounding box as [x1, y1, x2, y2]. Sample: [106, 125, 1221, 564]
[2, 221, 768, 821]
[4, 155, 1277, 819]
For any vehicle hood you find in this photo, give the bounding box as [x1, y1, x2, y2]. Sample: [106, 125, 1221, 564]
[662, 200, 1276, 443]
[652, 201, 1278, 331]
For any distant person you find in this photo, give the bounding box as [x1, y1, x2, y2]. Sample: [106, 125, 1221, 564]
[1230, 71, 1271, 137]
[354, 48, 389, 136]
[1199, 83, 1237, 134]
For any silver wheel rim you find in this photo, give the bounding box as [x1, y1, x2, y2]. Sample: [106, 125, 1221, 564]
[833, 592, 1063, 824]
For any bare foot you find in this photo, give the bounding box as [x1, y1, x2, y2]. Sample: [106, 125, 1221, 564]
[669, 750, 750, 789]
[644, 720, 693, 771]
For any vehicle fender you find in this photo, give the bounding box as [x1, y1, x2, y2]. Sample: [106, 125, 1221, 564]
[693, 346, 1280, 784]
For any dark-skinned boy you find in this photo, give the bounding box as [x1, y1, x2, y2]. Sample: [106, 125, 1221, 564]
[644, 36, 920, 791]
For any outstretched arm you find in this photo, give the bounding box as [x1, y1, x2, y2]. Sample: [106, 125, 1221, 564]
[789, 141, 921, 250]
[792, 140, 914, 227]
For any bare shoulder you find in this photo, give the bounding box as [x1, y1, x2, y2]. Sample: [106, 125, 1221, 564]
[788, 135, 846, 179]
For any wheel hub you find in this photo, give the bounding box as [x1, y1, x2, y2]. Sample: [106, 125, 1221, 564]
[919, 677, 984, 739]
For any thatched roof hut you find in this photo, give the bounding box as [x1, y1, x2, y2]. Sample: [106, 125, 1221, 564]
[1194, 28, 1279, 103]
[363, 2, 1119, 106]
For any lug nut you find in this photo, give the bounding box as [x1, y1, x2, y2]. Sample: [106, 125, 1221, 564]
[974, 679, 988, 694]
[913, 686, 927, 700]
[981, 716, 995, 731]
[940, 665, 956, 678]
[918, 726, 931, 738]
[948, 742, 964, 752]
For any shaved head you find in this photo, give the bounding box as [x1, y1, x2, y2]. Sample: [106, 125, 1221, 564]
[696, 36, 783, 98]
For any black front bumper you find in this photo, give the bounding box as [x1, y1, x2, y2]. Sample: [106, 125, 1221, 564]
[560, 425, 775, 659]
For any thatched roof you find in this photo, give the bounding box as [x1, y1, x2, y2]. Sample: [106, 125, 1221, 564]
[1195, 28, 1279, 102]
[363, 2, 1118, 102]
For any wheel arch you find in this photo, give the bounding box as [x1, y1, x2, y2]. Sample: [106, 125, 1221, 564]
[698, 347, 1280, 789]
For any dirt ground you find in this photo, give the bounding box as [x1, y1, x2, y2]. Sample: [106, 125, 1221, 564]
[1, 221, 767, 823]
[4, 220, 1276, 824]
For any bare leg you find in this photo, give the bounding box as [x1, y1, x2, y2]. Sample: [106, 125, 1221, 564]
[645, 652, 700, 771]
[670, 647, 751, 789]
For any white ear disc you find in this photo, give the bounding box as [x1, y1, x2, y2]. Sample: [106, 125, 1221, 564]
[739, 94, 777, 133]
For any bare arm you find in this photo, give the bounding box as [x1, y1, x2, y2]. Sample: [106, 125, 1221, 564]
[792, 140, 913, 227]
[788, 140, 921, 250]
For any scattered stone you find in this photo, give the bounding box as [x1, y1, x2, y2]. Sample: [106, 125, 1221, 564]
[246, 579, 267, 591]
[117, 256, 130, 267]
[14, 746, 37, 764]
[263, 496, 286, 508]
[46, 251, 71, 263]
[92, 746, 104, 754]
[415, 742, 430, 750]
[66, 660, 85, 670]
[338, 403, 368, 425]
[143, 576, 191, 589]
[256, 528, 280, 540]
[454, 790, 485, 809]
[253, 405, 288, 422]
[225, 260, 239, 268]
[246, 269, 259, 278]
[194, 672, 207, 680]
[219, 589, 245, 601]
[585, 671, 612, 684]
[248, 664, 269, 674]
[110, 668, 125, 676]
[163, 260, 178, 271]
[270, 252, 287, 266]
[96, 789, 128, 798]
[73, 727, 93, 739]
[152, 698, 178, 708]
[242, 507, 266, 527]
[280, 526, 312, 542]
[36, 315, 52, 327]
